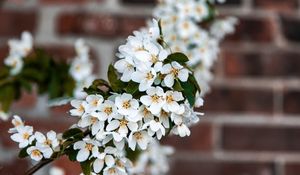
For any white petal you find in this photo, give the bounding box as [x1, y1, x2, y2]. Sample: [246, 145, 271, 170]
[106, 120, 120, 131]
[105, 155, 115, 167]
[127, 122, 138, 132]
[93, 159, 104, 173]
[164, 74, 175, 87]
[178, 69, 189, 82]
[140, 96, 152, 106]
[74, 141, 85, 150]
[76, 149, 90, 162]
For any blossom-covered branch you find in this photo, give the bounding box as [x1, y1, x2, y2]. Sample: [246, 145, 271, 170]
[9, 19, 203, 175]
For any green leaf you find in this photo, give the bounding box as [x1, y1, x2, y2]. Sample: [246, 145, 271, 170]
[188, 74, 201, 94]
[81, 160, 92, 175]
[180, 81, 196, 106]
[65, 147, 78, 162]
[107, 64, 125, 92]
[173, 80, 184, 91]
[0, 84, 15, 112]
[164, 52, 189, 64]
[18, 147, 29, 158]
[125, 81, 139, 94]
[63, 128, 83, 139]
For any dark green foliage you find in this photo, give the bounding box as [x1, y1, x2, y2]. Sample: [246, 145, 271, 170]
[0, 48, 76, 113]
[163, 52, 189, 64]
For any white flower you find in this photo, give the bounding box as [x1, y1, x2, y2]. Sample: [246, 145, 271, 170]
[195, 95, 204, 108]
[145, 119, 166, 140]
[114, 57, 135, 82]
[10, 126, 34, 148]
[70, 100, 86, 117]
[132, 66, 157, 92]
[4, 55, 24, 75]
[74, 138, 101, 162]
[172, 123, 191, 137]
[0, 110, 9, 121]
[73, 75, 95, 99]
[132, 105, 154, 123]
[163, 90, 184, 113]
[161, 61, 189, 87]
[8, 31, 33, 57]
[106, 116, 138, 137]
[148, 19, 161, 40]
[92, 100, 118, 122]
[75, 39, 89, 60]
[78, 115, 104, 135]
[70, 58, 93, 82]
[27, 146, 53, 161]
[140, 87, 165, 115]
[115, 93, 139, 117]
[35, 131, 59, 150]
[158, 110, 170, 128]
[128, 130, 150, 151]
[92, 147, 116, 174]
[103, 166, 126, 175]
[84, 94, 104, 113]
[176, 20, 198, 39]
[8, 115, 24, 133]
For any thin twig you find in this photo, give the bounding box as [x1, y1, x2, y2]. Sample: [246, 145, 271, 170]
[25, 159, 53, 175]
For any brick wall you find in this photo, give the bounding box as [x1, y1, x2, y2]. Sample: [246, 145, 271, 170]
[1, 0, 300, 175]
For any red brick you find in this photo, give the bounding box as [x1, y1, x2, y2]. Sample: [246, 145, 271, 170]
[222, 51, 264, 77]
[57, 13, 119, 37]
[163, 123, 213, 151]
[281, 15, 300, 42]
[169, 159, 275, 175]
[121, 0, 155, 5]
[53, 156, 82, 175]
[119, 16, 147, 36]
[222, 125, 300, 152]
[204, 86, 274, 114]
[12, 91, 37, 109]
[254, 0, 298, 11]
[0, 159, 29, 175]
[57, 13, 148, 37]
[223, 50, 300, 78]
[226, 17, 275, 43]
[50, 104, 72, 118]
[41, 0, 89, 4]
[0, 10, 37, 37]
[285, 163, 300, 175]
[283, 90, 300, 114]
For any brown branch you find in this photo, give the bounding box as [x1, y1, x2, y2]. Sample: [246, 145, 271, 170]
[25, 159, 53, 175]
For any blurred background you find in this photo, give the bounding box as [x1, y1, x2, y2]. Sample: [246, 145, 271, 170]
[1, 0, 300, 175]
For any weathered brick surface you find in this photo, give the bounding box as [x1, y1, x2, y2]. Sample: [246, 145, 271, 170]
[253, 0, 298, 11]
[223, 50, 300, 78]
[204, 86, 274, 113]
[0, 10, 37, 37]
[285, 163, 300, 175]
[222, 125, 300, 152]
[226, 17, 275, 43]
[169, 159, 275, 175]
[1, 0, 300, 174]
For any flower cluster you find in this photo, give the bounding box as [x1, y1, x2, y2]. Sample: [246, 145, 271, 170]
[9, 115, 60, 161]
[70, 39, 96, 99]
[4, 31, 33, 76]
[129, 139, 174, 175]
[152, 0, 237, 96]
[9, 19, 203, 175]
